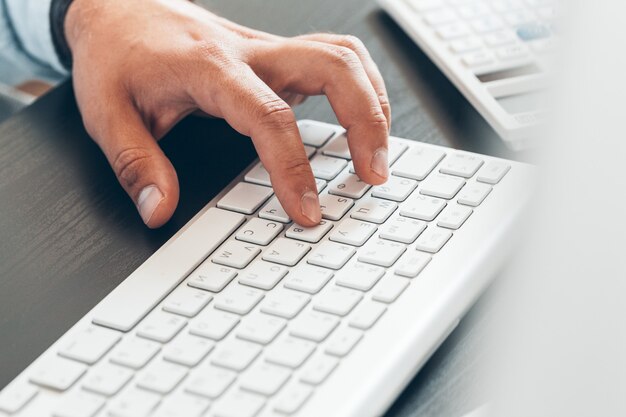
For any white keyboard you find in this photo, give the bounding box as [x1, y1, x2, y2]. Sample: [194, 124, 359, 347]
[0, 120, 534, 417]
[379, 0, 557, 148]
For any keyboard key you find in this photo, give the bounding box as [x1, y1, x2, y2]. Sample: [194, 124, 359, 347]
[484, 30, 517, 47]
[329, 218, 377, 246]
[439, 153, 484, 178]
[235, 217, 283, 246]
[153, 391, 210, 417]
[406, 0, 445, 12]
[307, 241, 355, 270]
[273, 383, 314, 414]
[239, 261, 288, 290]
[457, 2, 489, 19]
[462, 50, 494, 67]
[349, 302, 387, 330]
[372, 275, 410, 303]
[136, 311, 186, 343]
[470, 15, 504, 33]
[265, 337, 316, 368]
[319, 193, 354, 221]
[284, 264, 334, 293]
[371, 176, 418, 202]
[258, 196, 291, 223]
[58, 326, 121, 365]
[297, 120, 337, 147]
[211, 339, 262, 372]
[496, 44, 529, 61]
[262, 238, 310, 266]
[392, 146, 445, 180]
[321, 132, 351, 159]
[299, 355, 339, 385]
[388, 140, 408, 164]
[213, 390, 266, 417]
[109, 338, 160, 370]
[190, 309, 240, 341]
[449, 37, 482, 53]
[328, 172, 371, 199]
[304, 145, 317, 159]
[217, 182, 273, 215]
[419, 174, 465, 199]
[477, 161, 511, 184]
[290, 311, 339, 342]
[136, 361, 187, 394]
[400, 195, 446, 221]
[0, 384, 38, 414]
[30, 357, 86, 391]
[415, 226, 453, 253]
[423, 8, 456, 26]
[53, 390, 105, 417]
[187, 263, 237, 293]
[185, 366, 236, 399]
[325, 327, 363, 357]
[163, 334, 214, 367]
[240, 362, 291, 396]
[394, 252, 432, 278]
[212, 240, 261, 269]
[285, 219, 333, 243]
[358, 239, 406, 267]
[502, 9, 534, 26]
[457, 182, 492, 206]
[516, 22, 551, 42]
[309, 154, 347, 180]
[214, 285, 264, 315]
[436, 22, 470, 40]
[336, 262, 385, 291]
[261, 289, 311, 319]
[107, 387, 161, 417]
[437, 204, 473, 229]
[350, 197, 397, 224]
[83, 363, 133, 396]
[237, 313, 287, 344]
[244, 162, 271, 187]
[162, 286, 213, 317]
[379, 215, 426, 244]
[315, 178, 327, 193]
[313, 286, 363, 316]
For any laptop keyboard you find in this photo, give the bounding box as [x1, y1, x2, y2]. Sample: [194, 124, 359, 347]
[0, 120, 516, 417]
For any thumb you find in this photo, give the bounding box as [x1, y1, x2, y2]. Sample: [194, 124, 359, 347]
[91, 104, 179, 228]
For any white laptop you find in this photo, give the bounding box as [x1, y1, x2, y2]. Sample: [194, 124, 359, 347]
[0, 120, 534, 417]
[378, 0, 556, 149]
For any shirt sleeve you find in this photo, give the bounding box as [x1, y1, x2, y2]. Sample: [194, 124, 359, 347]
[4, 0, 68, 74]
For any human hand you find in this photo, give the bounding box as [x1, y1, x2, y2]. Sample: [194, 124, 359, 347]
[65, 0, 390, 228]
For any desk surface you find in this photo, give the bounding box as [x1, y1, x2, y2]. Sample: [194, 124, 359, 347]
[0, 1, 509, 415]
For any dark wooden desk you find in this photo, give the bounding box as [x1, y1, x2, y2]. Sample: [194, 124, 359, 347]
[0, 0, 511, 415]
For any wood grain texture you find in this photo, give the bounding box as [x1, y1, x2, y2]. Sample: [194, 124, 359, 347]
[0, 1, 509, 416]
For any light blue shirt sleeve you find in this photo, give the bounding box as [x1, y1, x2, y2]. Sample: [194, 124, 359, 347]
[0, 0, 68, 85]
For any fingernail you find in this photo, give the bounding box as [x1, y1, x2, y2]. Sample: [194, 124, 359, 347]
[371, 147, 389, 179]
[301, 190, 321, 224]
[137, 185, 164, 225]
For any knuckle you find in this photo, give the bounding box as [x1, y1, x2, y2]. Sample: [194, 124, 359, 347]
[192, 39, 239, 71]
[256, 97, 295, 130]
[338, 34, 366, 53]
[326, 46, 361, 70]
[112, 147, 153, 190]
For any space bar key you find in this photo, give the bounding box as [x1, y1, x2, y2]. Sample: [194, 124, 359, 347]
[92, 207, 245, 332]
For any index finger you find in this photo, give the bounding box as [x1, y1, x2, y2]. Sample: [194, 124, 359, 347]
[251, 40, 390, 185]
[190, 64, 322, 227]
